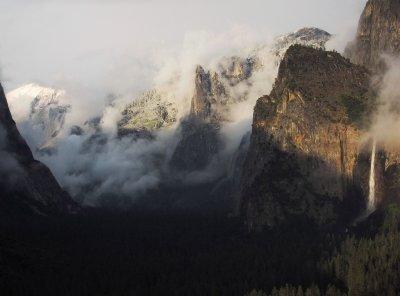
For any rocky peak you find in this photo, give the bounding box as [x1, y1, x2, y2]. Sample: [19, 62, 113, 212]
[172, 27, 333, 174]
[241, 45, 373, 230]
[273, 27, 331, 60]
[190, 65, 214, 120]
[170, 65, 227, 172]
[7, 84, 70, 153]
[118, 89, 177, 138]
[345, 0, 400, 71]
[271, 45, 371, 108]
[189, 27, 333, 124]
[190, 65, 227, 121]
[219, 56, 259, 86]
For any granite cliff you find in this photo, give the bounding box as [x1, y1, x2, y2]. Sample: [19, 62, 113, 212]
[345, 0, 400, 71]
[240, 45, 375, 230]
[0, 83, 77, 215]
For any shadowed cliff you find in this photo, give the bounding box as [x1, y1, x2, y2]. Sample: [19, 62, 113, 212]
[0, 83, 77, 215]
[240, 45, 375, 230]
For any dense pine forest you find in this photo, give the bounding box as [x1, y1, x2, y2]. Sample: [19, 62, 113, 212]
[1, 204, 400, 295]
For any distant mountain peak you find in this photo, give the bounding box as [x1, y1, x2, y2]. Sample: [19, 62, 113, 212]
[274, 27, 332, 60]
[7, 83, 70, 153]
[8, 83, 65, 102]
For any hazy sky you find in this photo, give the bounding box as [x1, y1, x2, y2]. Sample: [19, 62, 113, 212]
[0, 0, 367, 91]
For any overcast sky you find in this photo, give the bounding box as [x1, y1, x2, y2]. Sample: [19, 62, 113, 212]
[0, 0, 367, 92]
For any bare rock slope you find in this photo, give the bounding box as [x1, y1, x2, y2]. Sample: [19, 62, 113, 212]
[240, 45, 375, 230]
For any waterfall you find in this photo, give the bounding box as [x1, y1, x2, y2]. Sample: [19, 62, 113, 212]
[367, 138, 377, 212]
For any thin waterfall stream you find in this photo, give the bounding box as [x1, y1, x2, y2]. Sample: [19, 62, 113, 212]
[368, 138, 377, 212]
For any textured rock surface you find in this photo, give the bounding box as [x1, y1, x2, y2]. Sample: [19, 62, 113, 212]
[170, 118, 222, 171]
[170, 66, 227, 172]
[118, 90, 177, 138]
[0, 83, 77, 215]
[240, 45, 374, 230]
[345, 0, 400, 71]
[171, 28, 333, 173]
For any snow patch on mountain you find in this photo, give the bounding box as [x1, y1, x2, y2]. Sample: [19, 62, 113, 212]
[274, 27, 332, 60]
[7, 83, 70, 153]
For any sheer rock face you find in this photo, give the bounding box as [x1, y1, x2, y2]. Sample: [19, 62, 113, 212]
[219, 56, 259, 86]
[172, 28, 333, 173]
[0, 83, 77, 215]
[373, 146, 400, 207]
[170, 66, 228, 172]
[345, 0, 400, 71]
[240, 45, 373, 230]
[169, 118, 222, 171]
[190, 66, 229, 120]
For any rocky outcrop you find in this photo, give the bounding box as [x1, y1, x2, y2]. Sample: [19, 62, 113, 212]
[170, 66, 227, 172]
[170, 118, 222, 171]
[171, 27, 333, 173]
[118, 90, 177, 138]
[345, 0, 400, 71]
[218, 56, 260, 86]
[0, 83, 77, 215]
[240, 45, 374, 230]
[190, 66, 228, 120]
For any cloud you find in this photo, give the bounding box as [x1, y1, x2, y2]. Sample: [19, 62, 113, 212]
[369, 56, 400, 148]
[5, 26, 280, 206]
[0, 0, 366, 91]
[1, 0, 368, 206]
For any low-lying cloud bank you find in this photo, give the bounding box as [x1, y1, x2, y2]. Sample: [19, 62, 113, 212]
[6, 26, 351, 206]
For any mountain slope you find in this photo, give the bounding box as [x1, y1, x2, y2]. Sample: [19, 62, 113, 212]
[345, 0, 400, 71]
[0, 83, 77, 215]
[240, 45, 374, 230]
[118, 90, 177, 138]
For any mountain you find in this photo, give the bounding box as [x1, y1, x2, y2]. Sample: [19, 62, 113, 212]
[0, 83, 77, 215]
[171, 27, 332, 173]
[273, 27, 331, 60]
[240, 45, 376, 230]
[4, 27, 333, 208]
[345, 0, 400, 71]
[169, 66, 226, 172]
[118, 89, 178, 138]
[7, 83, 70, 154]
